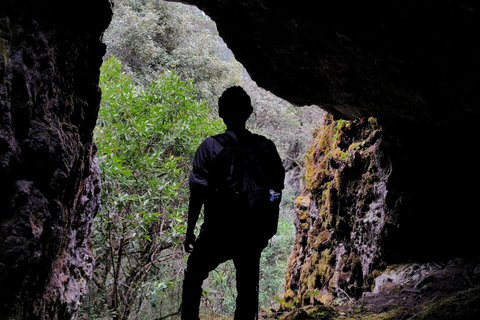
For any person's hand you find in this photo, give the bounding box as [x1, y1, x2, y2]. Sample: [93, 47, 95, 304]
[184, 232, 196, 253]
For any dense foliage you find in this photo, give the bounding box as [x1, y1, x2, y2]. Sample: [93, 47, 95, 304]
[103, 0, 242, 107]
[81, 56, 225, 319]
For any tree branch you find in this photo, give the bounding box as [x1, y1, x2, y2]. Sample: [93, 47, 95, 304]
[154, 305, 182, 320]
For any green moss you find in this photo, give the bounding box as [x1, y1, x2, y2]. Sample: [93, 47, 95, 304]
[348, 141, 362, 152]
[285, 289, 296, 298]
[349, 309, 403, 320]
[300, 223, 310, 231]
[306, 273, 317, 289]
[281, 305, 338, 320]
[335, 215, 346, 230]
[317, 249, 333, 285]
[291, 115, 389, 311]
[412, 287, 480, 320]
[0, 18, 12, 68]
[298, 209, 310, 221]
[368, 117, 379, 130]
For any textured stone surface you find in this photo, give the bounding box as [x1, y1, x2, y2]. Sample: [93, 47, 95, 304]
[0, 1, 111, 319]
[280, 115, 480, 309]
[339, 257, 480, 319]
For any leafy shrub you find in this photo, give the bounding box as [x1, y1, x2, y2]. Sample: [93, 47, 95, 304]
[81, 56, 224, 320]
[103, 0, 243, 107]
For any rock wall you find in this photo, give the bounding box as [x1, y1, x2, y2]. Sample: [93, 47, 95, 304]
[283, 116, 388, 305]
[0, 1, 111, 319]
[281, 115, 480, 308]
[172, 0, 480, 123]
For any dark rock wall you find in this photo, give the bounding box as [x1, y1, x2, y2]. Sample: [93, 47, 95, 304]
[172, 0, 480, 123]
[0, 1, 111, 319]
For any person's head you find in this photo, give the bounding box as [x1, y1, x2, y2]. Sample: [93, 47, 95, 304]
[218, 86, 253, 128]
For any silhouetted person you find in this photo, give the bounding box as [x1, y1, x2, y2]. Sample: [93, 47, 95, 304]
[181, 86, 285, 320]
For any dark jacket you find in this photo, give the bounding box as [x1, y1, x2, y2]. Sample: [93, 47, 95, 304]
[189, 129, 285, 241]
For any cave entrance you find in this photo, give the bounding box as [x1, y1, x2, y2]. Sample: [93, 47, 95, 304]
[83, 1, 323, 318]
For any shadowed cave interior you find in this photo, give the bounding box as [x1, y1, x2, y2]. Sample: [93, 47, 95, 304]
[1, 0, 480, 319]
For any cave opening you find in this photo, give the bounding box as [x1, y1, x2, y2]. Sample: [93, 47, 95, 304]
[1, 0, 480, 319]
[85, 1, 324, 318]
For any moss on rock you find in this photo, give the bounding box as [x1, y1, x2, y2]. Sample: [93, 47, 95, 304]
[412, 287, 480, 320]
[282, 114, 390, 309]
[281, 305, 338, 320]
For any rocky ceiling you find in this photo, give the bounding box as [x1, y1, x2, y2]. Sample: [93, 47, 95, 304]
[170, 0, 480, 123]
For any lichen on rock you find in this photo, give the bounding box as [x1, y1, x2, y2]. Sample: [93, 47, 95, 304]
[280, 116, 479, 319]
[281, 112, 480, 316]
[282, 115, 391, 308]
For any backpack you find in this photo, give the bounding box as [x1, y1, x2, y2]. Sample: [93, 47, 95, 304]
[209, 131, 282, 240]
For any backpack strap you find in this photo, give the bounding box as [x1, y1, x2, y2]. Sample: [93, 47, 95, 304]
[210, 132, 239, 191]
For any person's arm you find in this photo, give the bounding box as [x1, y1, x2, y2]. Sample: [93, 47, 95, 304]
[265, 139, 286, 192]
[184, 137, 215, 253]
[184, 189, 204, 253]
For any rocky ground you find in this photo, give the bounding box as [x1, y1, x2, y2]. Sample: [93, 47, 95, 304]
[263, 255, 480, 320]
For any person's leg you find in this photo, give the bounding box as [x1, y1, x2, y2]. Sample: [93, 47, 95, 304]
[181, 265, 205, 320]
[232, 249, 261, 320]
[181, 234, 229, 320]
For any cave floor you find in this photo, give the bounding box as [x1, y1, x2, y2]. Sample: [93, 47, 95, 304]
[263, 255, 480, 320]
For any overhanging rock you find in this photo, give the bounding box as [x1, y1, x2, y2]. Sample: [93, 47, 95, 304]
[170, 0, 480, 123]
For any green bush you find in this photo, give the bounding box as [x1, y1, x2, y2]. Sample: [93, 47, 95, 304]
[103, 0, 242, 107]
[81, 56, 224, 320]
[259, 213, 296, 310]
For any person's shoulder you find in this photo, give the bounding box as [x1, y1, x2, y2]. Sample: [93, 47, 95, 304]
[211, 132, 230, 143]
[194, 135, 225, 162]
[195, 136, 218, 154]
[197, 136, 211, 148]
[202, 133, 228, 155]
[209, 132, 234, 149]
